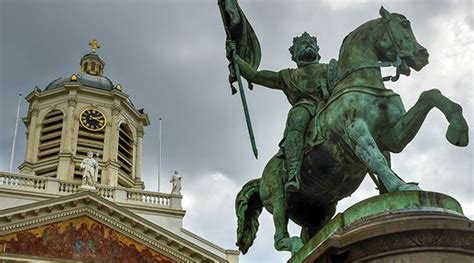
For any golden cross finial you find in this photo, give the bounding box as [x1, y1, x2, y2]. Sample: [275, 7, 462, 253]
[89, 39, 101, 53]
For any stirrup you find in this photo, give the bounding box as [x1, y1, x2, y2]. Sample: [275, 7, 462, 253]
[285, 181, 299, 193]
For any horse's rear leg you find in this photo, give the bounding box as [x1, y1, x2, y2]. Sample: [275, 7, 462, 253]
[272, 198, 303, 254]
[261, 156, 303, 254]
[346, 119, 419, 192]
[300, 203, 336, 243]
[384, 89, 468, 153]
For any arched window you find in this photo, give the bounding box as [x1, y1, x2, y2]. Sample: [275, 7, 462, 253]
[117, 123, 134, 184]
[37, 110, 63, 177]
[91, 62, 96, 72]
[83, 62, 89, 72]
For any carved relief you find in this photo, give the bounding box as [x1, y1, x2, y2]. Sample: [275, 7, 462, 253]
[0, 216, 174, 263]
[345, 229, 474, 261]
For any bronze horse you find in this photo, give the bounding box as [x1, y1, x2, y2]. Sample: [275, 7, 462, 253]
[235, 7, 469, 254]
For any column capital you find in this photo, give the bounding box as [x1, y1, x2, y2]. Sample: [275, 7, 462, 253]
[112, 104, 121, 116]
[137, 127, 145, 138]
[67, 96, 78, 107]
[30, 106, 40, 117]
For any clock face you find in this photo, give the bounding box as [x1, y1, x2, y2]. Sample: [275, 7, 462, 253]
[80, 108, 106, 131]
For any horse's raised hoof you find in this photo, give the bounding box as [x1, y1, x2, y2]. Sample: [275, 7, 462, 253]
[397, 182, 421, 191]
[446, 123, 469, 147]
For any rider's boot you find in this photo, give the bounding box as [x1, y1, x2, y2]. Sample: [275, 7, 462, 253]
[284, 129, 305, 193]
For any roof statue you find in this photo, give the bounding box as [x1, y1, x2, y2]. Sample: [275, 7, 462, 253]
[170, 170, 182, 195]
[79, 152, 99, 190]
[218, 1, 469, 256]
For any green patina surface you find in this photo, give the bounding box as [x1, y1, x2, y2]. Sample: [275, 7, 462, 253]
[289, 191, 464, 263]
[219, 0, 469, 256]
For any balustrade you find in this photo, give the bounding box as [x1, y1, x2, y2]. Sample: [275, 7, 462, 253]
[0, 172, 181, 209]
[0, 173, 46, 190]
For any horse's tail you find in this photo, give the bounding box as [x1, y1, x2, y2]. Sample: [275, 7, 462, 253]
[235, 178, 263, 254]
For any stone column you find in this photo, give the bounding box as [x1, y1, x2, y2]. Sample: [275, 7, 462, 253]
[134, 127, 144, 189]
[57, 96, 77, 180]
[102, 104, 121, 186]
[64, 95, 77, 153]
[20, 106, 39, 175]
[109, 104, 121, 161]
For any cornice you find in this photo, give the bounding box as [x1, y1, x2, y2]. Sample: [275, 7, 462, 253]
[24, 86, 42, 102]
[0, 186, 185, 219]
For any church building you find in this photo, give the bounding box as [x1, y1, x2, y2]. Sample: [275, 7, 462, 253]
[0, 40, 239, 263]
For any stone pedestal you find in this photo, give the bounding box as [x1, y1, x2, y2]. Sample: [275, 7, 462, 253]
[290, 191, 474, 263]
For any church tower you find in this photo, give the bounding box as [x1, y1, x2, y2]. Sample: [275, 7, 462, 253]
[1, 39, 239, 263]
[19, 39, 149, 189]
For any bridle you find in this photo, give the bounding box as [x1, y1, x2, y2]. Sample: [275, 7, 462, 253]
[329, 16, 405, 92]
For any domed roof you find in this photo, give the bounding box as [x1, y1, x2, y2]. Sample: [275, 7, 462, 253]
[80, 52, 105, 65]
[45, 39, 114, 92]
[45, 72, 114, 91]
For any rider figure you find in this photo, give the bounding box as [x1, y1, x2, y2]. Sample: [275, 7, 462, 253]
[227, 32, 330, 193]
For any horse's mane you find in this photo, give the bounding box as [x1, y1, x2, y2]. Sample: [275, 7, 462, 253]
[338, 18, 382, 59]
[338, 13, 407, 59]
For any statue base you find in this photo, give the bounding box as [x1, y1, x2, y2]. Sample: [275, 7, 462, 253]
[289, 191, 474, 263]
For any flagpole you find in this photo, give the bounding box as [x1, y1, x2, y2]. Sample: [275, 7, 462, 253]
[9, 94, 22, 173]
[158, 117, 162, 192]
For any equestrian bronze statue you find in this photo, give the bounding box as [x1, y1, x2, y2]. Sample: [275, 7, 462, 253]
[218, 1, 469, 255]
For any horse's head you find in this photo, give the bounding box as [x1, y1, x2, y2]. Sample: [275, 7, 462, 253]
[376, 7, 429, 76]
[289, 32, 321, 67]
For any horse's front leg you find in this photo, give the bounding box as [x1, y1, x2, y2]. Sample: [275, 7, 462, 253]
[384, 89, 468, 153]
[345, 119, 420, 192]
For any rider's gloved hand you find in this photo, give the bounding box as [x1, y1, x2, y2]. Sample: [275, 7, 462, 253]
[226, 40, 237, 59]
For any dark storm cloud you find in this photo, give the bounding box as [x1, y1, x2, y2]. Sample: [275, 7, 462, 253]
[1, 1, 472, 262]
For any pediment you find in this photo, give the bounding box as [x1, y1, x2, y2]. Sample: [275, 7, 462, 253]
[0, 191, 223, 262]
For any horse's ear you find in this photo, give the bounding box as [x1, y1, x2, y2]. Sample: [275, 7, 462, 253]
[379, 6, 392, 21]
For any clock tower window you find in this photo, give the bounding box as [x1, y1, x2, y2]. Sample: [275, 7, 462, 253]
[118, 123, 134, 180]
[37, 110, 64, 177]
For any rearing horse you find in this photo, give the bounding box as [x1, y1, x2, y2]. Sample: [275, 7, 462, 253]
[235, 7, 469, 255]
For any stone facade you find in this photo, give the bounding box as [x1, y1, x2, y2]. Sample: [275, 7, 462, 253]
[0, 174, 239, 262]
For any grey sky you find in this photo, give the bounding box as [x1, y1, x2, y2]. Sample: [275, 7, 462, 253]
[0, 0, 472, 262]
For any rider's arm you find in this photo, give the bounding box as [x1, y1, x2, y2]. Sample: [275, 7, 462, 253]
[234, 56, 283, 90]
[226, 40, 283, 90]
